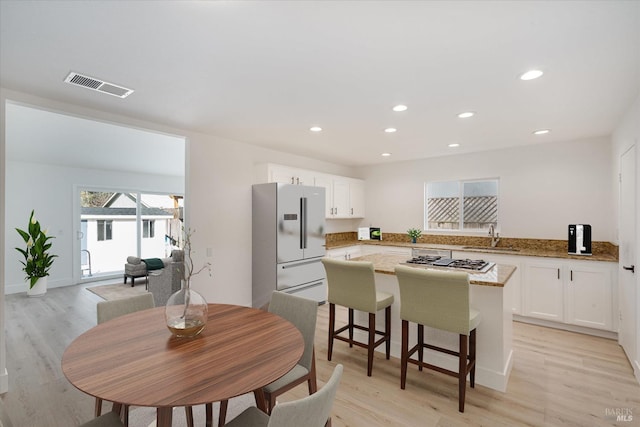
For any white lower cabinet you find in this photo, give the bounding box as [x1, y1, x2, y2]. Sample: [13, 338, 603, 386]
[325, 246, 362, 260]
[524, 260, 564, 322]
[380, 246, 412, 256]
[523, 258, 615, 331]
[565, 261, 614, 330]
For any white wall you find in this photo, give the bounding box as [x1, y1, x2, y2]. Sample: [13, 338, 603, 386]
[1, 88, 358, 306]
[4, 160, 184, 293]
[357, 136, 614, 242]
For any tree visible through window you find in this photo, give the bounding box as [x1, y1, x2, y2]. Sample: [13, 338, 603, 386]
[425, 179, 499, 231]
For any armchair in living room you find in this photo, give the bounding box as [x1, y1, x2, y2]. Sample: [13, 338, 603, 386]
[147, 249, 184, 306]
[124, 256, 147, 286]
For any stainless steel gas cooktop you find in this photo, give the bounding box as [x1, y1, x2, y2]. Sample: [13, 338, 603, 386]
[404, 255, 495, 273]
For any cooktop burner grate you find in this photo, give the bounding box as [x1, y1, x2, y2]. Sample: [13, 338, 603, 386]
[405, 256, 494, 272]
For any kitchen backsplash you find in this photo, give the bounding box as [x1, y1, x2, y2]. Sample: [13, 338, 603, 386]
[325, 232, 619, 259]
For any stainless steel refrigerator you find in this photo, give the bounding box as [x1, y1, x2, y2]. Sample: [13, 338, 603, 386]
[252, 183, 327, 309]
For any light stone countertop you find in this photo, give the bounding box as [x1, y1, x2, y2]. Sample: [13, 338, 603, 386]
[349, 253, 516, 288]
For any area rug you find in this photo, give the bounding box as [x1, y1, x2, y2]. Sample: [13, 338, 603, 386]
[86, 282, 148, 301]
[128, 394, 255, 427]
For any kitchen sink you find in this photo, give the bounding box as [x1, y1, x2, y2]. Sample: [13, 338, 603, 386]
[462, 246, 520, 252]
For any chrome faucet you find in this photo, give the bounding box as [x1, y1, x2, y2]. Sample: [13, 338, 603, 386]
[488, 224, 500, 247]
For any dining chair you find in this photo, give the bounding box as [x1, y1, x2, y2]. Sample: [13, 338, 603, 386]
[214, 290, 319, 426]
[223, 364, 343, 427]
[394, 265, 482, 413]
[95, 293, 155, 425]
[321, 257, 393, 376]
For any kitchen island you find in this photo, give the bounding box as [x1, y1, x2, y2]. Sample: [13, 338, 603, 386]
[349, 253, 516, 392]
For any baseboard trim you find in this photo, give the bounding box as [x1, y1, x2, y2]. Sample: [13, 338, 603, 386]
[513, 315, 618, 340]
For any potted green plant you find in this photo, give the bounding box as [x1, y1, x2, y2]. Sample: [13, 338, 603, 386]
[15, 210, 57, 297]
[407, 228, 422, 244]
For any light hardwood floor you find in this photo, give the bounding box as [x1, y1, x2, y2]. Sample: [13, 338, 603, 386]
[1, 283, 639, 426]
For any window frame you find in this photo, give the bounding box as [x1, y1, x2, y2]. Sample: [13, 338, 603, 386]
[97, 219, 113, 241]
[424, 178, 500, 233]
[142, 219, 155, 239]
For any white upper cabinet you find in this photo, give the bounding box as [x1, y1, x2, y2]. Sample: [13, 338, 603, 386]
[257, 164, 365, 219]
[313, 174, 365, 219]
[349, 178, 365, 218]
[267, 164, 314, 185]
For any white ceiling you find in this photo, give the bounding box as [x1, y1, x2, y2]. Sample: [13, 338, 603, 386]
[1, 1, 639, 167]
[5, 103, 185, 177]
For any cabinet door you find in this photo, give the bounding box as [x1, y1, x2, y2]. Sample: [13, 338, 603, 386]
[381, 246, 412, 256]
[349, 178, 366, 218]
[325, 248, 346, 259]
[314, 174, 335, 217]
[332, 178, 350, 218]
[269, 165, 296, 184]
[524, 262, 564, 322]
[325, 246, 361, 260]
[268, 165, 313, 185]
[566, 263, 613, 330]
[296, 170, 315, 186]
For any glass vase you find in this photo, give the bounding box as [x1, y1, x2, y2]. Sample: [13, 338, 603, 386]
[165, 285, 208, 338]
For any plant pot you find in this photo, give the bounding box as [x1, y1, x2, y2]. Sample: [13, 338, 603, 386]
[27, 276, 47, 297]
[165, 286, 208, 338]
[411, 237, 417, 244]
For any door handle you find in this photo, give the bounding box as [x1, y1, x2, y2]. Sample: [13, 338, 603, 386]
[623, 265, 635, 273]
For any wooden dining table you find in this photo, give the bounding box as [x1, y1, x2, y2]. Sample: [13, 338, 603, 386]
[62, 303, 304, 427]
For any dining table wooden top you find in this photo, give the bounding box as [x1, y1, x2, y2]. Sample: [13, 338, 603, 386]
[62, 303, 304, 426]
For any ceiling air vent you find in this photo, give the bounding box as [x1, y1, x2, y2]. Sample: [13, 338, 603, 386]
[64, 72, 134, 99]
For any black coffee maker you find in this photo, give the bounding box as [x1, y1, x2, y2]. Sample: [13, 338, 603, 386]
[568, 224, 592, 255]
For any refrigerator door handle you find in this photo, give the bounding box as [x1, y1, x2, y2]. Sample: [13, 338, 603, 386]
[280, 259, 321, 268]
[301, 197, 308, 249]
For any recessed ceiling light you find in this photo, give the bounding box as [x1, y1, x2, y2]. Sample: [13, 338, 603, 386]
[392, 105, 408, 112]
[381, 152, 392, 157]
[310, 126, 322, 132]
[384, 128, 397, 133]
[457, 112, 475, 119]
[520, 70, 544, 81]
[533, 129, 550, 135]
[448, 143, 460, 148]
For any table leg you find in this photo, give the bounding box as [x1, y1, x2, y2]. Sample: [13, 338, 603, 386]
[111, 402, 122, 416]
[157, 407, 173, 427]
[254, 388, 268, 413]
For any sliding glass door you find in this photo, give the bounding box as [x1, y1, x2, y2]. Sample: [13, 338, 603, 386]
[79, 189, 183, 280]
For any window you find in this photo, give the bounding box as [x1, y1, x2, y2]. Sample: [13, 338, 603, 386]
[97, 220, 113, 241]
[425, 179, 498, 231]
[143, 219, 155, 238]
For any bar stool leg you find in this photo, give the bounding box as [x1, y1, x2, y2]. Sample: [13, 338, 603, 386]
[470, 329, 477, 388]
[367, 312, 375, 377]
[348, 309, 354, 348]
[458, 334, 468, 413]
[401, 319, 409, 389]
[328, 303, 335, 361]
[417, 324, 424, 371]
[385, 305, 391, 359]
